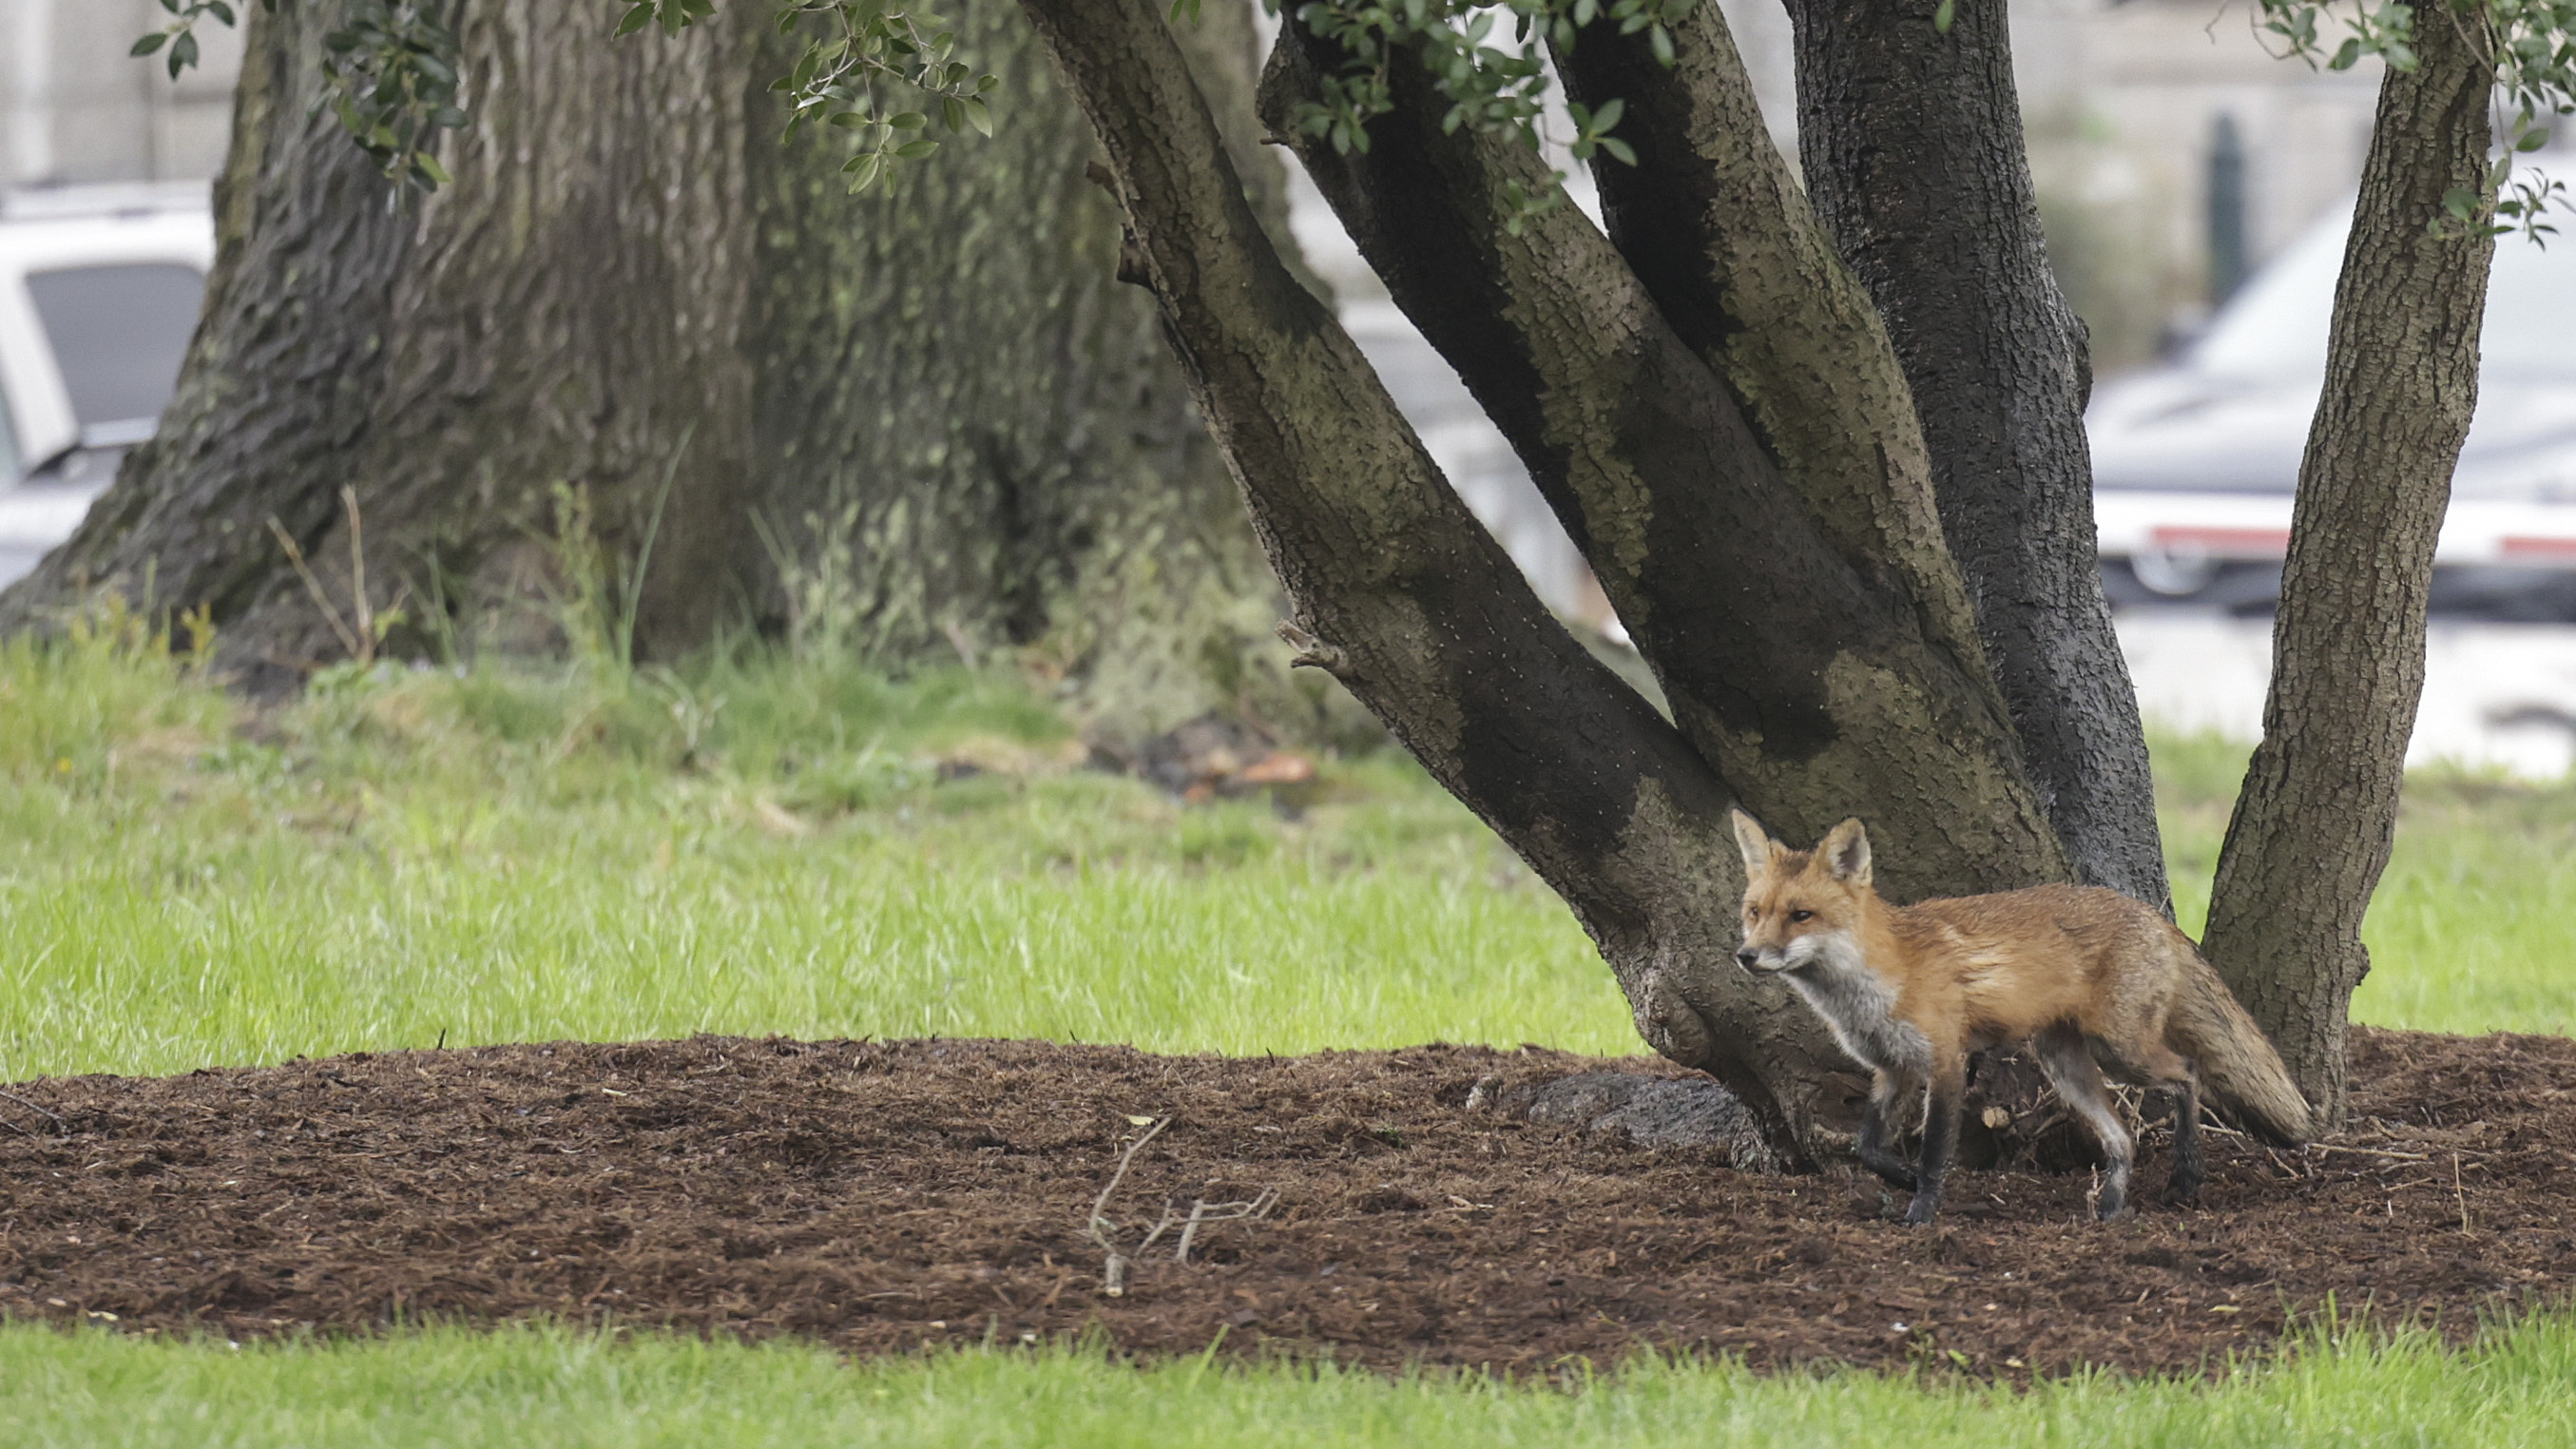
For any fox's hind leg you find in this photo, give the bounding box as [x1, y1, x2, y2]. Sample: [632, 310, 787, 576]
[2125, 1040, 2204, 1205]
[1855, 1070, 1919, 1191]
[2162, 1073, 2205, 1205]
[2035, 1025, 2134, 1221]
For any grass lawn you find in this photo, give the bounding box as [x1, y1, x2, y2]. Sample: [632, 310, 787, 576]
[3, 1317, 2572, 1449]
[2, 619, 2570, 1444]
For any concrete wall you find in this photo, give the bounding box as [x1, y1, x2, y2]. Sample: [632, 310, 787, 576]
[1, 0, 241, 190]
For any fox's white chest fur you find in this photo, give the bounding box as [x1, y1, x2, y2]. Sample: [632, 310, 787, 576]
[1782, 929, 1932, 1076]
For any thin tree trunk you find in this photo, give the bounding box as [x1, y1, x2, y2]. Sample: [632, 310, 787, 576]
[2201, 6, 2494, 1123]
[1782, 0, 2168, 911]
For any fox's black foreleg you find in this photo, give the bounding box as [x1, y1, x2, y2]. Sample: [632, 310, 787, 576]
[1855, 1072, 1918, 1191]
[1900, 1067, 1964, 1227]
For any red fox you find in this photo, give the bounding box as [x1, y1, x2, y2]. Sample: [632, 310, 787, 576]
[1728, 810, 2311, 1226]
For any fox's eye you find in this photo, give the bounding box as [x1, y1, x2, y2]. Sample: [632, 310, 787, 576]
[1788, 909, 1814, 923]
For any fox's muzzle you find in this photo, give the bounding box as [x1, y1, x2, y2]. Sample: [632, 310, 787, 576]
[1735, 947, 1779, 974]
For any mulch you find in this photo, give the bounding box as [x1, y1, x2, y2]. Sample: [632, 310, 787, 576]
[1, 1025, 2569, 1378]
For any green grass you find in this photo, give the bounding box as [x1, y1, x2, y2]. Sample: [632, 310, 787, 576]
[2, 1315, 2572, 1448]
[0, 625, 1628, 1081]
[5, 623, 2573, 1445]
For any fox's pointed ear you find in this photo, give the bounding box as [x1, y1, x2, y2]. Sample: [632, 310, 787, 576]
[1727, 808, 1774, 878]
[1820, 818, 1873, 885]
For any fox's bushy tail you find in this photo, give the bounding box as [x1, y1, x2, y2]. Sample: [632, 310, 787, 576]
[2169, 953, 2312, 1148]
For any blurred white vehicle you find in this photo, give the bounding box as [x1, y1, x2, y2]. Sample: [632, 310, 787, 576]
[2089, 194, 2576, 620]
[0, 184, 213, 588]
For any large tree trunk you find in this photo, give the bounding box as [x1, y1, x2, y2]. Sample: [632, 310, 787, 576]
[1781, 0, 2167, 912]
[0, 0, 1303, 742]
[2201, 8, 2494, 1123]
[1019, 0, 2102, 1166]
[740, 0, 1324, 743]
[1, 0, 759, 692]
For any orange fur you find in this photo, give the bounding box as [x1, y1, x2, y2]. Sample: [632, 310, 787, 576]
[1729, 810, 2310, 1225]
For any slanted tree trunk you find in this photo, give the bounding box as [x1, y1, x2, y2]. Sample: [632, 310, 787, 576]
[1780, 0, 2167, 912]
[1, 0, 1308, 743]
[2201, 4, 2495, 1123]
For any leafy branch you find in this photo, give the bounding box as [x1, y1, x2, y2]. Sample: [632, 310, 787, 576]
[2256, 0, 2576, 240]
[1271, 0, 1689, 231]
[137, 0, 990, 197]
[616, 0, 998, 192]
[134, 0, 467, 192]
[131, 0, 240, 81]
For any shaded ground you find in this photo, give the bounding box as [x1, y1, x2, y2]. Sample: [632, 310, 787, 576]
[1, 1028, 2569, 1377]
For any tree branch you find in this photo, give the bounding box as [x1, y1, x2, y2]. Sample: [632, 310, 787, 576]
[1548, 5, 1980, 692]
[1260, 20, 2067, 904]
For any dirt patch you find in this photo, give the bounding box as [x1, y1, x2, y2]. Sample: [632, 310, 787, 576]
[1, 1027, 2569, 1376]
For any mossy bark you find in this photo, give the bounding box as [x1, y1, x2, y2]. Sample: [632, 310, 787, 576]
[0, 0, 1306, 741]
[1259, 23, 2065, 909]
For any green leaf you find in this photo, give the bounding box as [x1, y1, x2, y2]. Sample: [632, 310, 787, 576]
[612, 3, 653, 37]
[964, 95, 993, 137]
[894, 137, 939, 159]
[207, 1, 236, 25]
[1932, 0, 1955, 33]
[1600, 135, 1637, 165]
[2520, 126, 2552, 151]
[1589, 96, 1624, 132]
[888, 110, 928, 128]
[1648, 21, 1674, 65]
[170, 27, 199, 70]
[941, 95, 966, 133]
[846, 153, 885, 192]
[130, 31, 170, 55]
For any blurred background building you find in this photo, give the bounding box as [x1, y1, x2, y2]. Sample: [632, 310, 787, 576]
[2, 0, 241, 193]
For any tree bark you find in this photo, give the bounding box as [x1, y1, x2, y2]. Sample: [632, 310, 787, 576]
[1, 0, 760, 689]
[2201, 4, 2494, 1123]
[0, 0, 1304, 742]
[1781, 0, 2168, 911]
[1015, 0, 1857, 1167]
[740, 0, 1327, 743]
[1261, 23, 2068, 907]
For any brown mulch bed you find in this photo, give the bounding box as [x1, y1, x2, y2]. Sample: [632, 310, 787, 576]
[1, 1025, 2569, 1377]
